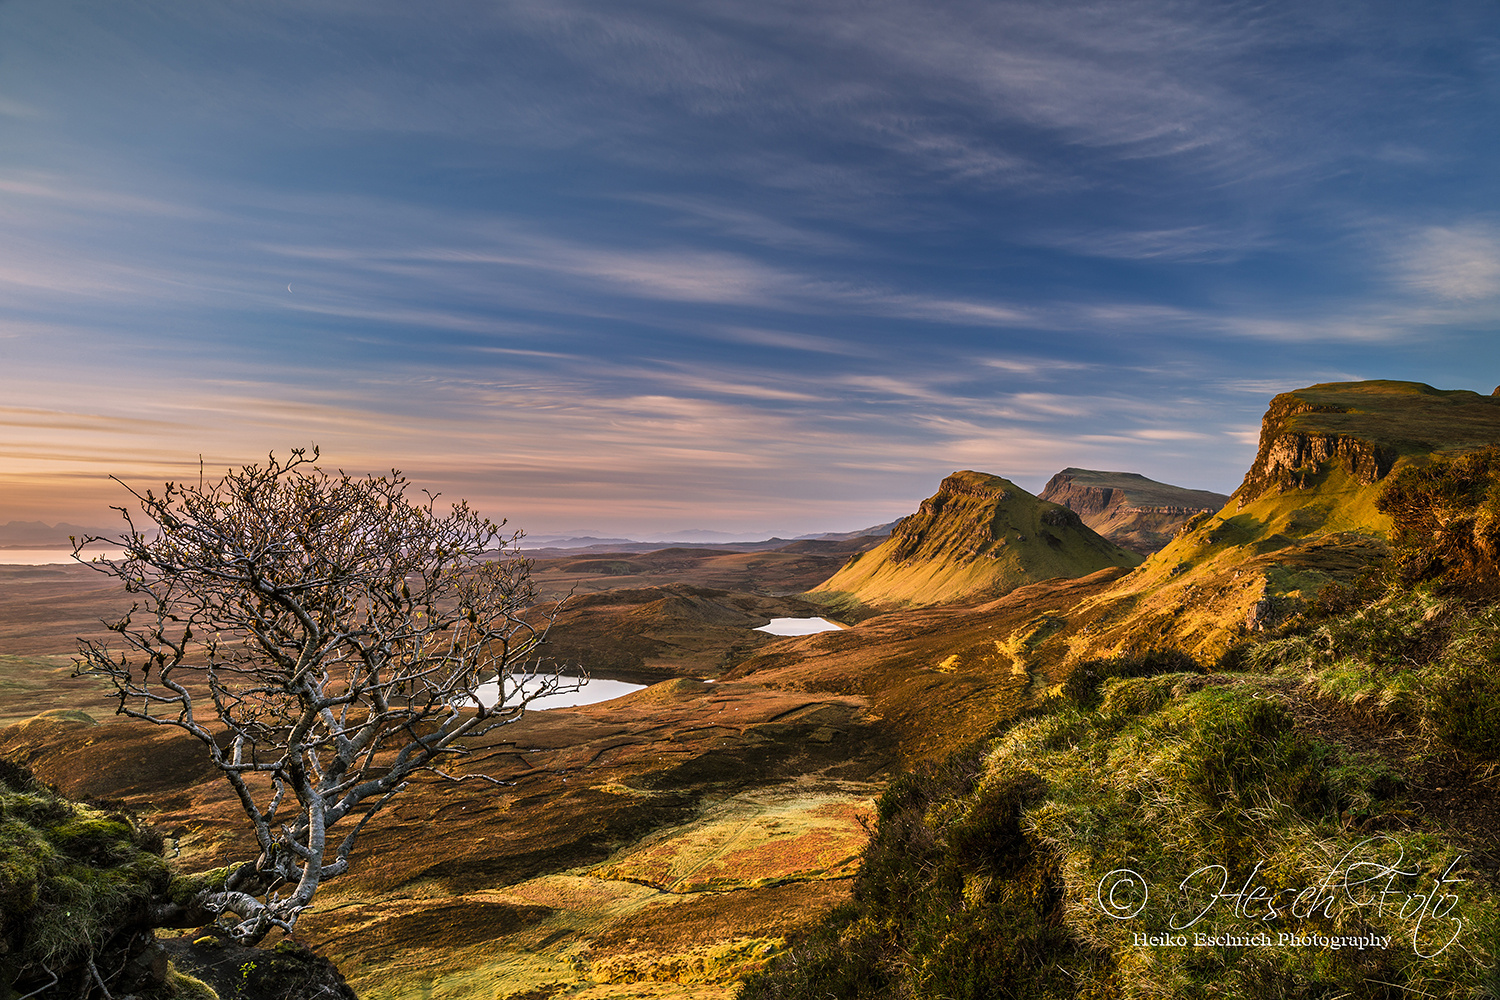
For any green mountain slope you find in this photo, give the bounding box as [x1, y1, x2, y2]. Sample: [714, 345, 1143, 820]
[1069, 380, 1500, 659]
[811, 471, 1141, 609]
[745, 382, 1500, 1000]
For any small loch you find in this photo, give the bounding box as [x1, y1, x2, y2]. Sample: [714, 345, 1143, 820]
[472, 673, 645, 711]
[754, 617, 845, 636]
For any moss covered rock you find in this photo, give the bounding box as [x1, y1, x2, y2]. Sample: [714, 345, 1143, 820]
[160, 930, 356, 1000]
[0, 758, 175, 999]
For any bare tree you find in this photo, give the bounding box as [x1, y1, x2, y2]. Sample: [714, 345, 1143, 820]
[72, 448, 577, 944]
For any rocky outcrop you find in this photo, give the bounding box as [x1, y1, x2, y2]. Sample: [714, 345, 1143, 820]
[162, 931, 358, 1000]
[1051, 381, 1500, 661]
[813, 471, 1140, 608]
[1235, 394, 1396, 504]
[884, 474, 1012, 565]
[0, 758, 180, 1000]
[1233, 380, 1500, 506]
[1039, 469, 1229, 555]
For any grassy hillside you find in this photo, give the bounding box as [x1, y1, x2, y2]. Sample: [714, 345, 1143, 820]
[812, 471, 1141, 610]
[744, 659, 1500, 999]
[747, 388, 1500, 1000]
[1058, 381, 1500, 661]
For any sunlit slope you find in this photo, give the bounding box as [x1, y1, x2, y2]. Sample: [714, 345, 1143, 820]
[811, 471, 1141, 609]
[1070, 380, 1500, 659]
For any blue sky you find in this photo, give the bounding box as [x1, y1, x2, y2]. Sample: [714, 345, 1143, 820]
[2, 0, 1498, 538]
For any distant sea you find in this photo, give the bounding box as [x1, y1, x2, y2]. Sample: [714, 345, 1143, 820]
[0, 547, 126, 566]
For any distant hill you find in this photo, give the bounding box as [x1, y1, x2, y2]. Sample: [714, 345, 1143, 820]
[520, 535, 890, 559]
[1038, 468, 1229, 554]
[520, 522, 900, 558]
[811, 471, 1141, 609]
[0, 521, 114, 548]
[807, 519, 903, 542]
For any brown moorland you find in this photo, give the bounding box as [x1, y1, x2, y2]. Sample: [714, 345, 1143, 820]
[8, 380, 1499, 998]
[0, 551, 1127, 996]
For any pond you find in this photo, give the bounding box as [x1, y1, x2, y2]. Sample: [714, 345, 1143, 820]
[470, 672, 645, 711]
[754, 617, 845, 636]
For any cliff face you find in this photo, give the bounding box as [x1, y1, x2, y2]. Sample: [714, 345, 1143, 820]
[1234, 380, 1500, 504]
[813, 471, 1140, 609]
[1235, 393, 1396, 502]
[1039, 469, 1229, 555]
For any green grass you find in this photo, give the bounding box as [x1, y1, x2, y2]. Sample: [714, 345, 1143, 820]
[0, 758, 179, 997]
[741, 746, 1105, 1000]
[1277, 381, 1500, 459]
[1249, 589, 1500, 763]
[744, 662, 1499, 999]
[1244, 451, 1500, 764]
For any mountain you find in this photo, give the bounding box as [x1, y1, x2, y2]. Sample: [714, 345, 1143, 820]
[1065, 380, 1500, 659]
[1038, 468, 1229, 554]
[743, 380, 1500, 1000]
[810, 470, 1142, 609]
[519, 535, 646, 550]
[801, 519, 904, 542]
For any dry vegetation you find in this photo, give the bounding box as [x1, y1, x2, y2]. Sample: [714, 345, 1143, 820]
[7, 380, 1500, 999]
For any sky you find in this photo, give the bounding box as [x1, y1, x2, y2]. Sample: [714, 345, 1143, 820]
[2, 1, 1499, 540]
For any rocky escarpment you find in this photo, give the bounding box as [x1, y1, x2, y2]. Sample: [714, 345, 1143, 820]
[813, 471, 1140, 609]
[1233, 381, 1500, 506]
[1235, 395, 1396, 503]
[1039, 469, 1229, 555]
[1053, 380, 1500, 660]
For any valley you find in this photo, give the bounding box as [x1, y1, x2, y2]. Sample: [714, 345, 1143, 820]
[4, 380, 1500, 999]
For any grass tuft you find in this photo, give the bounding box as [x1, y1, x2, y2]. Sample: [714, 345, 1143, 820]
[746, 651, 1500, 999]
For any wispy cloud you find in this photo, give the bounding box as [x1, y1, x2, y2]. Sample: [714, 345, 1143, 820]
[0, 95, 43, 119]
[1041, 224, 1270, 262]
[1394, 222, 1500, 302]
[1, 0, 1496, 532]
[620, 193, 864, 255]
[0, 171, 212, 219]
[707, 325, 871, 356]
[977, 356, 1093, 376]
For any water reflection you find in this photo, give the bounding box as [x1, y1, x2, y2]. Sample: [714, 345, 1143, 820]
[754, 617, 845, 636]
[470, 672, 644, 711]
